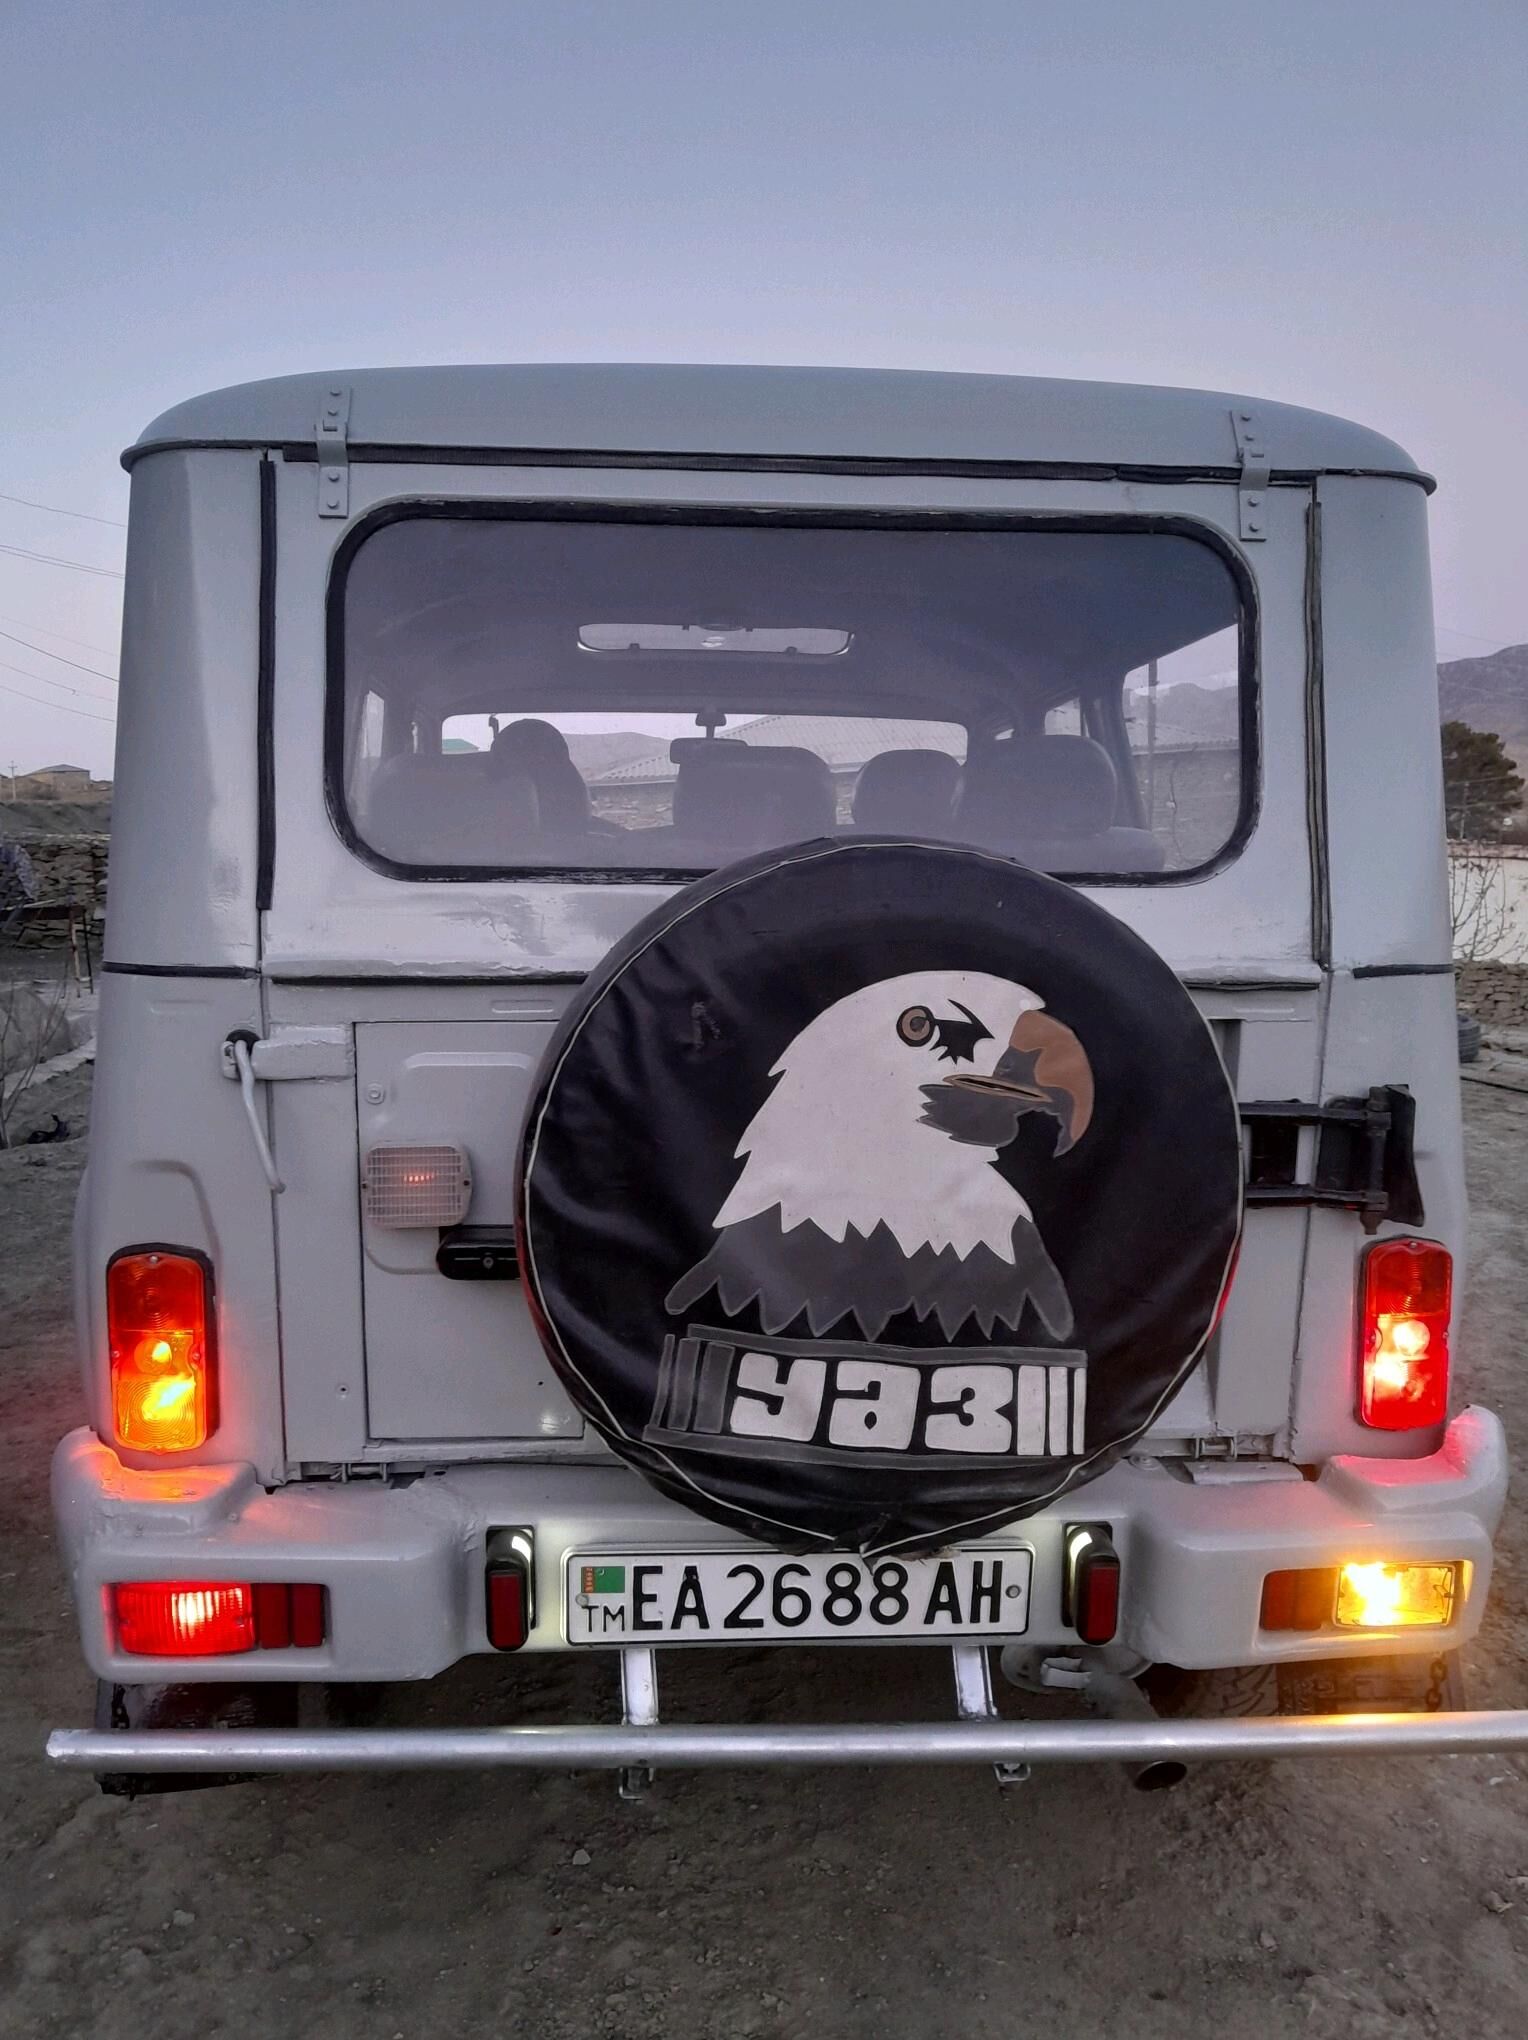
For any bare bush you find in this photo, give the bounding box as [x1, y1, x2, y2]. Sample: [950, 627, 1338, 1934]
[0, 961, 71, 1148]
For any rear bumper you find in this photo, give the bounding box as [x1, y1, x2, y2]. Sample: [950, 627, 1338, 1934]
[52, 1406, 1508, 1684]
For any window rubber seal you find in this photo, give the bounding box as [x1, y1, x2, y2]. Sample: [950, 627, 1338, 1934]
[322, 499, 1262, 893]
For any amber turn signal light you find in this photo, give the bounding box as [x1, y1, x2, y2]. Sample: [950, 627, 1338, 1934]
[107, 1247, 216, 1453]
[1262, 1561, 1459, 1633]
[1335, 1561, 1458, 1630]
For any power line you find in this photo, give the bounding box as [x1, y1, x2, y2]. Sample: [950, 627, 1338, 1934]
[0, 489, 125, 528]
[0, 541, 123, 580]
[0, 626, 116, 684]
[0, 614, 117, 657]
[1438, 624, 1518, 649]
[0, 673, 115, 722]
[0, 657, 117, 706]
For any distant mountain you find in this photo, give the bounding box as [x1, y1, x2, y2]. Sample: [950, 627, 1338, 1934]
[445, 730, 664, 773]
[1438, 645, 1528, 770]
[1117, 650, 1528, 771]
[1122, 679, 1238, 742]
[563, 732, 666, 775]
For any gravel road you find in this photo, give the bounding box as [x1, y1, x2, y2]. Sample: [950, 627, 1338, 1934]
[2, 1079, 1526, 2039]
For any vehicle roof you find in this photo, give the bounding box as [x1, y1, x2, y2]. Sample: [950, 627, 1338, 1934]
[125, 363, 1428, 485]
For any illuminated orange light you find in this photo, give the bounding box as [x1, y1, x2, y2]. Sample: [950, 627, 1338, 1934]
[1335, 1561, 1457, 1629]
[107, 1250, 215, 1453]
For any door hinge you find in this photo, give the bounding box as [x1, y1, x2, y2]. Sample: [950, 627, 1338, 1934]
[317, 384, 351, 519]
[1240, 1085, 1423, 1233]
[1230, 406, 1270, 542]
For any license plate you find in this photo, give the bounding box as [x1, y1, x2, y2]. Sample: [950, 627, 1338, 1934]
[564, 1546, 1032, 1645]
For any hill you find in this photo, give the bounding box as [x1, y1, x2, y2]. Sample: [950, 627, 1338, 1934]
[1122, 679, 1238, 742]
[1437, 645, 1528, 769]
[447, 730, 661, 775]
[562, 732, 666, 776]
[1120, 648, 1528, 769]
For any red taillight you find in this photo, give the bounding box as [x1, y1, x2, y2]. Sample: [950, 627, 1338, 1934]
[107, 1248, 216, 1453]
[114, 1582, 254, 1656]
[1358, 1238, 1451, 1430]
[485, 1528, 536, 1650]
[111, 1581, 325, 1656]
[1063, 1524, 1120, 1646]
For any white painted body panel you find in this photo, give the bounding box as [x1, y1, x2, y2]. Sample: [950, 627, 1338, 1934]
[126, 362, 1425, 483]
[107, 453, 264, 969]
[52, 1407, 1504, 1681]
[64, 364, 1480, 1690]
[262, 461, 1315, 980]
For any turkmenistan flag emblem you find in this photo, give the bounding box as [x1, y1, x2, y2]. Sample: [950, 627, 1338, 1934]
[580, 1565, 626, 1595]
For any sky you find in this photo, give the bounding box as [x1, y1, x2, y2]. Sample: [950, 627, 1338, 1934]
[2, 0, 1525, 778]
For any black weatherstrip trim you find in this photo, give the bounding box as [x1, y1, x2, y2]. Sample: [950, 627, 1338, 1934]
[277, 442, 1438, 493]
[256, 457, 277, 912]
[102, 962, 259, 980]
[1179, 975, 1322, 992]
[265, 972, 587, 988]
[1350, 963, 1456, 979]
[1304, 493, 1332, 969]
[121, 436, 1438, 492]
[324, 499, 1262, 895]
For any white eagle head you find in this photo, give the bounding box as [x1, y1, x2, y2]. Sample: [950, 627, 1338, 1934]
[712, 969, 1093, 1262]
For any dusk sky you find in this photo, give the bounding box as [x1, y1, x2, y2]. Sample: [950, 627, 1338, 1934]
[3, 0, 1525, 777]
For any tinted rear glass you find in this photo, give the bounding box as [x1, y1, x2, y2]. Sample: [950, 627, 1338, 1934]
[333, 513, 1249, 880]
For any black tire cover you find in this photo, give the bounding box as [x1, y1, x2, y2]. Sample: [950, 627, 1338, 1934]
[517, 838, 1242, 1555]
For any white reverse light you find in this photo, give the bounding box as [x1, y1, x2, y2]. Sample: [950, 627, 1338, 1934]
[362, 1144, 473, 1228]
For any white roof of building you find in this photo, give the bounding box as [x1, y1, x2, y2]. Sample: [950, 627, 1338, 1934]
[126, 364, 1426, 484]
[593, 717, 963, 783]
[592, 713, 1234, 784]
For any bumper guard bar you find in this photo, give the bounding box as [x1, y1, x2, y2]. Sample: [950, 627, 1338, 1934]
[47, 1708, 1528, 1776]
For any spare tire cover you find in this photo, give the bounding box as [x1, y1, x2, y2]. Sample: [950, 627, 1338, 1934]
[518, 838, 1241, 1555]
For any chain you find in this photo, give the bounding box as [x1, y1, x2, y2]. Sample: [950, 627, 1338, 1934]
[1424, 1654, 1449, 1711]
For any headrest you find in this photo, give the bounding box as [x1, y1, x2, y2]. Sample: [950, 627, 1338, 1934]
[490, 717, 569, 764]
[365, 750, 539, 861]
[852, 749, 961, 833]
[491, 717, 589, 829]
[673, 742, 837, 844]
[958, 735, 1119, 837]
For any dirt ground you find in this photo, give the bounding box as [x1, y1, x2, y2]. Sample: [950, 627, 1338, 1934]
[2, 1076, 1526, 2040]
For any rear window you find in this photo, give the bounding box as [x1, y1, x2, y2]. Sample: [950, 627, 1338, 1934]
[331, 512, 1250, 881]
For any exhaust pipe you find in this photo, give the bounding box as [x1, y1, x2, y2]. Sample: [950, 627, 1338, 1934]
[1081, 1668, 1188, 1792]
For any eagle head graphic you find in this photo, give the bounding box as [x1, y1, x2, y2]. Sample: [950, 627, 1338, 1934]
[664, 970, 1094, 1344]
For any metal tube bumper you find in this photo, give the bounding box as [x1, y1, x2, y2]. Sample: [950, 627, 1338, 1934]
[45, 1708, 1528, 1774]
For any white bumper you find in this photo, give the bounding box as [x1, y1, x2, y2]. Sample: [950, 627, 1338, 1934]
[51, 1406, 1508, 1685]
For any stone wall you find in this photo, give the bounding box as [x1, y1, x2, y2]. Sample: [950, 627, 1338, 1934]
[1455, 961, 1528, 1031]
[11, 834, 109, 907]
